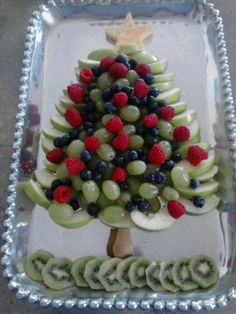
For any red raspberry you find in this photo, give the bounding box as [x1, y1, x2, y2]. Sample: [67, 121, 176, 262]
[53, 186, 73, 204]
[112, 167, 127, 182]
[114, 92, 128, 108]
[105, 116, 123, 133]
[135, 64, 151, 77]
[134, 79, 150, 98]
[100, 56, 116, 72]
[112, 133, 129, 151]
[148, 144, 166, 165]
[159, 106, 175, 121]
[109, 63, 128, 79]
[84, 135, 101, 151]
[64, 107, 83, 128]
[67, 84, 85, 104]
[79, 68, 94, 84]
[167, 200, 186, 219]
[65, 157, 85, 175]
[188, 145, 209, 166]
[46, 148, 64, 164]
[143, 113, 158, 128]
[173, 126, 190, 142]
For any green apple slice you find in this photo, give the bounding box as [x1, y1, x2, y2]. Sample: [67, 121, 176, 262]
[98, 205, 135, 229]
[131, 51, 157, 64]
[154, 72, 175, 83]
[49, 203, 93, 228]
[60, 95, 76, 108]
[78, 59, 100, 69]
[177, 142, 210, 158]
[175, 181, 218, 198]
[130, 206, 176, 231]
[42, 128, 65, 140]
[149, 59, 168, 74]
[188, 119, 200, 141]
[50, 115, 72, 132]
[35, 168, 56, 188]
[196, 166, 219, 182]
[119, 44, 139, 55]
[24, 179, 51, 209]
[171, 109, 197, 127]
[44, 160, 59, 172]
[152, 81, 174, 93]
[157, 88, 181, 104]
[170, 101, 187, 114]
[55, 102, 66, 115]
[42, 138, 54, 153]
[181, 195, 220, 215]
[63, 89, 68, 96]
[88, 49, 118, 61]
[177, 150, 215, 177]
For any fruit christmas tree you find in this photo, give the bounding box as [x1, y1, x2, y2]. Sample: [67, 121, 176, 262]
[24, 13, 219, 260]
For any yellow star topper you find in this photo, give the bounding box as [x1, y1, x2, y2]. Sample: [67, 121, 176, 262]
[106, 13, 153, 51]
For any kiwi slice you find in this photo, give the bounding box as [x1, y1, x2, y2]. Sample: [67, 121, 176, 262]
[24, 250, 54, 282]
[71, 256, 95, 287]
[145, 262, 164, 292]
[189, 255, 219, 289]
[172, 258, 198, 291]
[84, 257, 108, 290]
[98, 258, 124, 291]
[159, 260, 180, 293]
[42, 257, 74, 290]
[117, 256, 138, 288]
[128, 258, 151, 288]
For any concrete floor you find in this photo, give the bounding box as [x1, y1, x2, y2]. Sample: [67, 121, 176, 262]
[1, 0, 236, 313]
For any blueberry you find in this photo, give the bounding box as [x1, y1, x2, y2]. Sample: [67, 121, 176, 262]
[96, 161, 108, 172]
[112, 84, 122, 93]
[162, 160, 175, 170]
[171, 153, 181, 163]
[125, 202, 137, 213]
[69, 199, 79, 211]
[128, 150, 139, 161]
[129, 59, 138, 69]
[122, 86, 133, 95]
[136, 149, 144, 159]
[84, 95, 91, 103]
[149, 127, 160, 137]
[69, 128, 80, 140]
[53, 137, 63, 148]
[87, 203, 101, 217]
[170, 140, 180, 151]
[147, 173, 156, 183]
[119, 181, 129, 191]
[80, 150, 92, 163]
[61, 178, 72, 186]
[87, 83, 97, 91]
[61, 134, 72, 146]
[93, 171, 103, 182]
[129, 96, 141, 106]
[86, 128, 94, 136]
[102, 88, 113, 101]
[193, 196, 205, 208]
[85, 102, 95, 113]
[147, 138, 159, 149]
[136, 125, 146, 136]
[87, 113, 97, 123]
[132, 195, 142, 205]
[149, 87, 160, 97]
[91, 66, 101, 77]
[51, 179, 62, 190]
[147, 101, 158, 112]
[45, 189, 54, 200]
[104, 102, 117, 114]
[144, 73, 154, 85]
[113, 155, 126, 167]
[157, 99, 168, 107]
[138, 201, 150, 212]
[155, 171, 167, 185]
[116, 54, 128, 64]
[140, 96, 148, 106]
[80, 169, 93, 181]
[83, 121, 93, 130]
[190, 178, 200, 189]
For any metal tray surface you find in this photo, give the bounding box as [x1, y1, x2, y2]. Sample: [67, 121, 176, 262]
[2, 0, 236, 311]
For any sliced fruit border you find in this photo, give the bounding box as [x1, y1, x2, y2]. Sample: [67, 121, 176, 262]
[2, 0, 236, 311]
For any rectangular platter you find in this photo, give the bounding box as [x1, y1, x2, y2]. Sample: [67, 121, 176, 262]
[2, 0, 236, 311]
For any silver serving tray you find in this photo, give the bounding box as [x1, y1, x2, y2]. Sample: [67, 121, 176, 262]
[2, 0, 236, 311]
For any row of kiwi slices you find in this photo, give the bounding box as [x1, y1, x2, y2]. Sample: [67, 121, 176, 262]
[24, 250, 219, 292]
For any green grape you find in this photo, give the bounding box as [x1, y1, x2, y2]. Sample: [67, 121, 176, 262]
[171, 166, 190, 188]
[90, 88, 102, 103]
[103, 163, 115, 180]
[82, 180, 100, 203]
[144, 164, 159, 176]
[102, 205, 126, 223]
[139, 183, 159, 200]
[98, 72, 114, 89]
[159, 141, 172, 159]
[127, 70, 139, 85]
[162, 186, 179, 201]
[148, 197, 161, 213]
[129, 135, 144, 149]
[115, 78, 129, 87]
[158, 120, 174, 140]
[102, 180, 120, 200]
[67, 140, 85, 157]
[77, 193, 88, 210]
[71, 175, 84, 191]
[56, 163, 70, 179]
[97, 143, 116, 161]
[94, 128, 113, 143]
[79, 130, 87, 141]
[127, 177, 141, 194]
[120, 106, 140, 122]
[102, 114, 115, 126]
[97, 192, 114, 209]
[127, 161, 146, 175]
[123, 124, 136, 135]
[117, 192, 132, 206]
[95, 101, 105, 112]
